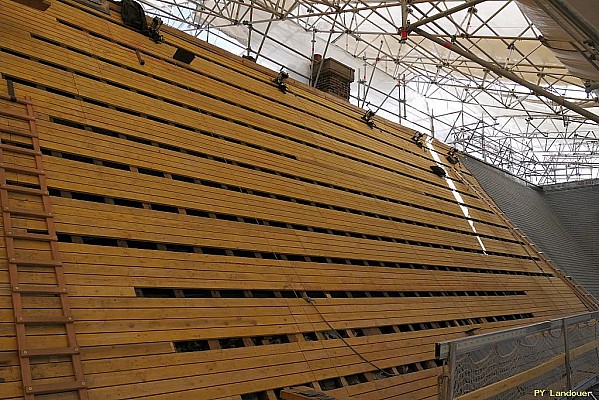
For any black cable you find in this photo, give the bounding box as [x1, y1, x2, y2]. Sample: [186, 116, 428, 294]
[210, 130, 398, 379]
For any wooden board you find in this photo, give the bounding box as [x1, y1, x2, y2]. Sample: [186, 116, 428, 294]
[0, 1, 591, 399]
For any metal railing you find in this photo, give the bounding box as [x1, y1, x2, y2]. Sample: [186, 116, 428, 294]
[437, 312, 599, 400]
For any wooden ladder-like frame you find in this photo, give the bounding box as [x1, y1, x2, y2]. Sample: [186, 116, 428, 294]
[0, 96, 88, 399]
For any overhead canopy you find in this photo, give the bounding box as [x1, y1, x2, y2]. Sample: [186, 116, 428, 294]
[516, 0, 599, 85]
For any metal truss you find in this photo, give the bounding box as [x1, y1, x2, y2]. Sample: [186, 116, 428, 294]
[140, 0, 599, 185]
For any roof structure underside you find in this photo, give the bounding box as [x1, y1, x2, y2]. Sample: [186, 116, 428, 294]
[140, 0, 599, 185]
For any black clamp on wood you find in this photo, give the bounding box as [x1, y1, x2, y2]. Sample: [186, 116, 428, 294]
[274, 70, 289, 93]
[412, 132, 426, 148]
[362, 109, 375, 128]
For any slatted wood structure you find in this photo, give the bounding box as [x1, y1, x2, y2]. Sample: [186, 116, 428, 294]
[0, 96, 88, 399]
[0, 0, 593, 399]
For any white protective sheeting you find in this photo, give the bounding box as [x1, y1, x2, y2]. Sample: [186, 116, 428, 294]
[515, 0, 599, 83]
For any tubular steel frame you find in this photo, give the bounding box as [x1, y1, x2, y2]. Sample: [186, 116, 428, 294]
[140, 0, 599, 185]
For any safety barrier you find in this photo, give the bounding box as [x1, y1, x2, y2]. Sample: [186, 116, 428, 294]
[437, 312, 599, 400]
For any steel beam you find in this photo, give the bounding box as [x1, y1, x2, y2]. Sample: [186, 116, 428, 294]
[414, 28, 599, 125]
[406, 0, 488, 32]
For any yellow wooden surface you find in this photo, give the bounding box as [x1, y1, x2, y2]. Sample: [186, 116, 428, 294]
[0, 1, 591, 399]
[0, 2, 490, 209]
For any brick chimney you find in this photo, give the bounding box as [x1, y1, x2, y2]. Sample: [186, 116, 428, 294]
[311, 56, 355, 101]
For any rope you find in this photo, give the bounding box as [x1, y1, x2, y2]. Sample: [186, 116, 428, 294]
[207, 130, 398, 380]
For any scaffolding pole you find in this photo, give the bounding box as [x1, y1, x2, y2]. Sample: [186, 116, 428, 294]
[414, 28, 599, 125]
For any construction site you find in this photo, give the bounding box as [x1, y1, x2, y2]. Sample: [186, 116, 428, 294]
[0, 0, 598, 399]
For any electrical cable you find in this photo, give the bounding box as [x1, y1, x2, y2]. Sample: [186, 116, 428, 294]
[208, 130, 327, 386]
[208, 130, 399, 381]
[302, 295, 397, 378]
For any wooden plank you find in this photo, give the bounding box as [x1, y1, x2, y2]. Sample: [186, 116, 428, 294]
[47, 0, 460, 173]
[0, 78, 516, 247]
[329, 367, 439, 399]
[40, 158, 526, 256]
[48, 200, 540, 272]
[32, 118, 483, 218]
[42, 151, 514, 242]
[21, 89, 510, 234]
[20, 338, 434, 398]
[281, 386, 349, 399]
[0, 3, 589, 400]
[0, 342, 432, 398]
[0, 9, 490, 212]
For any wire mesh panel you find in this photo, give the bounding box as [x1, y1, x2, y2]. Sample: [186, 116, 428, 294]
[437, 312, 599, 400]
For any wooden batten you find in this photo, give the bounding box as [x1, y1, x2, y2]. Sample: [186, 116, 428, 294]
[281, 386, 343, 400]
[0, 0, 593, 399]
[9, 0, 52, 11]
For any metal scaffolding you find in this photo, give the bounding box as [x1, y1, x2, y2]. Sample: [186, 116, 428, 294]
[139, 0, 599, 185]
